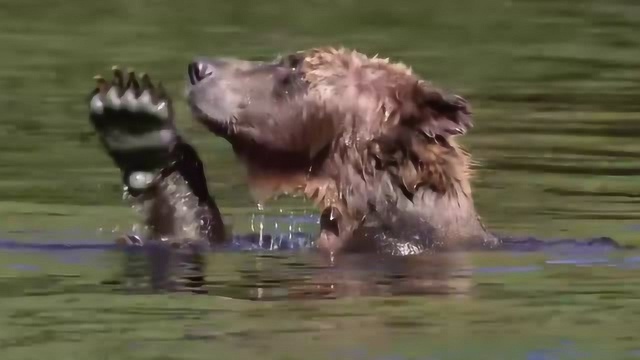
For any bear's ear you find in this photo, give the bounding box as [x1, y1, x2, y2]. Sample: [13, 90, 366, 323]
[400, 82, 474, 142]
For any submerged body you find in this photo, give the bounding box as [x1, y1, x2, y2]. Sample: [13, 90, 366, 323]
[88, 47, 497, 256]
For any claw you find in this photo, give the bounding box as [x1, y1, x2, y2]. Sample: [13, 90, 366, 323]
[93, 75, 108, 92]
[138, 73, 153, 109]
[89, 66, 177, 177]
[91, 67, 174, 121]
[112, 66, 123, 81]
[126, 69, 140, 94]
[89, 75, 109, 114]
[127, 69, 140, 92]
[140, 73, 154, 92]
[111, 66, 125, 96]
[122, 70, 141, 112]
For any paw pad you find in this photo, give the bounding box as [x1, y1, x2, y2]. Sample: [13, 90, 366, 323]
[88, 66, 179, 189]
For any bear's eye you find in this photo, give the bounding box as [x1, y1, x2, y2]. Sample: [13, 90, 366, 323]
[276, 68, 295, 86]
[283, 54, 303, 70]
[272, 67, 295, 90]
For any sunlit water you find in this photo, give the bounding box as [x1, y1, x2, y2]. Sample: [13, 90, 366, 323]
[1, 0, 640, 358]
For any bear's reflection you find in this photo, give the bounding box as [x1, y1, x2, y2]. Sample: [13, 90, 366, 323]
[112, 238, 473, 299]
[238, 252, 473, 300]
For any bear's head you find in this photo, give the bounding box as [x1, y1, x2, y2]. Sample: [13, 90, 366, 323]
[186, 47, 497, 254]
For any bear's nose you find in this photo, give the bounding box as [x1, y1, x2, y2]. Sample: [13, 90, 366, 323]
[187, 61, 213, 85]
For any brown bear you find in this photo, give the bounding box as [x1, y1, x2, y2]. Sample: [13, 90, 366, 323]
[88, 47, 498, 256]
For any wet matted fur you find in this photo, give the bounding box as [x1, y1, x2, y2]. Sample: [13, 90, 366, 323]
[185, 47, 498, 254]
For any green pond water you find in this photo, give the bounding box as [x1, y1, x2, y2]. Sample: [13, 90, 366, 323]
[1, 0, 640, 358]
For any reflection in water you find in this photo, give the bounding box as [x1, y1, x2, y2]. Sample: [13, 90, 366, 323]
[107, 228, 629, 300]
[114, 241, 474, 300]
[0, 210, 631, 301]
[102, 210, 632, 297]
[237, 251, 473, 300]
[106, 211, 481, 297]
[0, 219, 631, 301]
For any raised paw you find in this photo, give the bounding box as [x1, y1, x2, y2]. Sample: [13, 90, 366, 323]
[88, 66, 178, 191]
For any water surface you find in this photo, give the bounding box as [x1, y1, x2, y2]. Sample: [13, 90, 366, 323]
[0, 0, 639, 358]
